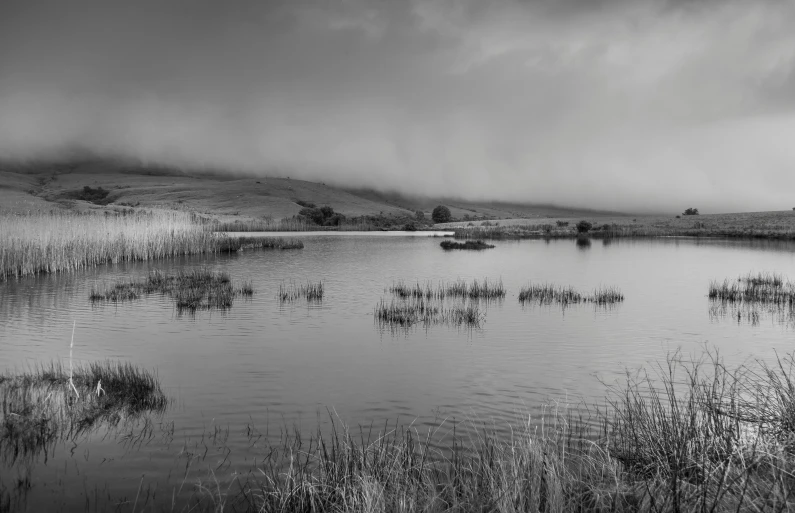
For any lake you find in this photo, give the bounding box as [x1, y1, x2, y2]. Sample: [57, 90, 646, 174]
[1, 234, 794, 510]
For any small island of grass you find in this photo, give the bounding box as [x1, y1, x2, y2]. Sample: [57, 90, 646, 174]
[440, 240, 495, 250]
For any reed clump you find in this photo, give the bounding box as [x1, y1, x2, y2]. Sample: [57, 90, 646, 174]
[709, 273, 795, 326]
[1, 361, 167, 463]
[440, 239, 495, 250]
[519, 283, 624, 306]
[219, 236, 304, 251]
[374, 298, 484, 329]
[389, 278, 505, 301]
[0, 210, 286, 282]
[89, 269, 254, 312]
[278, 281, 324, 302]
[709, 273, 795, 306]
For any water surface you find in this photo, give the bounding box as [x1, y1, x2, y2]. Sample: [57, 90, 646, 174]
[2, 236, 794, 509]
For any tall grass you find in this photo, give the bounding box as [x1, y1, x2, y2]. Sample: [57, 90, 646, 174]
[0, 211, 229, 281]
[171, 351, 795, 512]
[709, 273, 795, 326]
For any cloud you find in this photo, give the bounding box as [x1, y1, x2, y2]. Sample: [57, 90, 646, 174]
[1, 0, 793, 213]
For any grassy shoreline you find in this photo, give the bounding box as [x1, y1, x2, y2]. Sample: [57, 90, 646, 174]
[203, 350, 795, 512]
[0, 211, 303, 282]
[3, 350, 795, 511]
[452, 215, 795, 241]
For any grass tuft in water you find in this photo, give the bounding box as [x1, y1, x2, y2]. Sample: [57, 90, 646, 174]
[389, 279, 505, 301]
[439, 239, 495, 250]
[89, 269, 254, 312]
[219, 236, 304, 252]
[1, 361, 168, 463]
[374, 297, 484, 329]
[278, 281, 324, 302]
[518, 283, 624, 306]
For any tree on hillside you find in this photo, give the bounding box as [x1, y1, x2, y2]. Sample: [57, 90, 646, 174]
[431, 205, 452, 223]
[683, 208, 700, 216]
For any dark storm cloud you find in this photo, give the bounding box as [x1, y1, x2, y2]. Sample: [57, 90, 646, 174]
[1, 0, 794, 213]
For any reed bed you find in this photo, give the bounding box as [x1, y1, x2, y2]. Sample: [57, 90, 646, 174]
[0, 361, 167, 464]
[389, 278, 505, 302]
[519, 283, 624, 306]
[0, 211, 245, 282]
[278, 281, 324, 302]
[374, 297, 484, 329]
[89, 269, 254, 311]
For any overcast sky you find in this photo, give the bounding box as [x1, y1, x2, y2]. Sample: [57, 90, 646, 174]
[1, 0, 793, 213]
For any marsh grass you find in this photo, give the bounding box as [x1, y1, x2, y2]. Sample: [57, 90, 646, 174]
[89, 269, 254, 312]
[219, 236, 304, 251]
[172, 351, 795, 512]
[519, 283, 624, 306]
[708, 273, 795, 327]
[439, 239, 495, 250]
[0, 211, 235, 282]
[0, 361, 167, 464]
[709, 273, 795, 306]
[389, 279, 505, 302]
[6, 351, 795, 511]
[278, 281, 324, 302]
[374, 297, 484, 330]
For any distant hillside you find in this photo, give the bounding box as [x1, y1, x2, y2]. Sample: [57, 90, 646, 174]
[0, 158, 629, 221]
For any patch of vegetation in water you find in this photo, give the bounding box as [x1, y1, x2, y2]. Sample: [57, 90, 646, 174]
[708, 272, 795, 326]
[89, 269, 254, 312]
[278, 281, 324, 302]
[389, 278, 505, 301]
[0, 210, 258, 282]
[0, 361, 167, 464]
[219, 236, 304, 251]
[709, 272, 795, 306]
[440, 239, 495, 250]
[518, 284, 624, 306]
[374, 297, 484, 330]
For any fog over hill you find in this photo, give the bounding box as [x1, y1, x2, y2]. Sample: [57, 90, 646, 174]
[1, 0, 794, 213]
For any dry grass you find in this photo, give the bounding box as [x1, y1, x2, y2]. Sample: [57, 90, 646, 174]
[0, 211, 230, 281]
